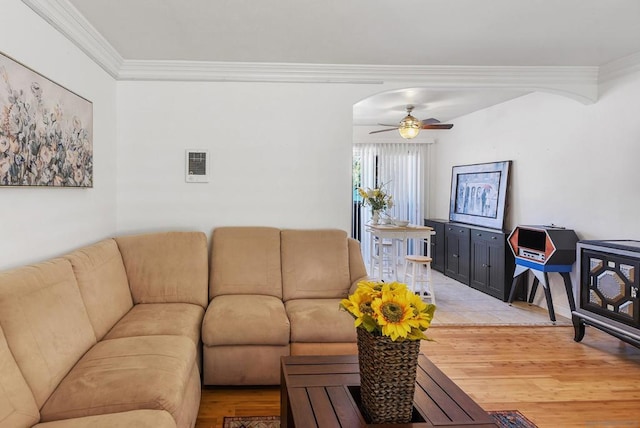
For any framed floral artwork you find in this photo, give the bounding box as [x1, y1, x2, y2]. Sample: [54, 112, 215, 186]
[0, 51, 93, 187]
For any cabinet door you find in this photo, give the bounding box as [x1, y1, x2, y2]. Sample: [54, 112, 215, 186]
[470, 229, 510, 299]
[445, 224, 470, 284]
[486, 241, 507, 300]
[581, 249, 640, 328]
[444, 230, 460, 278]
[424, 219, 445, 272]
[469, 238, 488, 291]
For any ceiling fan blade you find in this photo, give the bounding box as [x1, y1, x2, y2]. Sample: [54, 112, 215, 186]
[422, 123, 454, 130]
[369, 127, 399, 134]
[421, 118, 441, 125]
[377, 123, 400, 127]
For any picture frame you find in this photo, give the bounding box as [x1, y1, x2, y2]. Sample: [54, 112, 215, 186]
[0, 51, 93, 187]
[449, 160, 512, 230]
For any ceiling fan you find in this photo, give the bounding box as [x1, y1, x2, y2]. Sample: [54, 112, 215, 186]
[369, 105, 453, 139]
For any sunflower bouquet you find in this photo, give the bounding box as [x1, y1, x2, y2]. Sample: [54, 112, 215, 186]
[340, 280, 436, 342]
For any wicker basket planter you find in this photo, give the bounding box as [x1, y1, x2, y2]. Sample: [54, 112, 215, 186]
[357, 327, 421, 424]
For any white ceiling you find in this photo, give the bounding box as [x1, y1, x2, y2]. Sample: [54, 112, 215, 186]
[61, 0, 640, 125]
[67, 0, 640, 66]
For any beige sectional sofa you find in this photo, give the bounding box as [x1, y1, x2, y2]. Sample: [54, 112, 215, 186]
[0, 232, 208, 428]
[202, 227, 367, 385]
[0, 227, 367, 427]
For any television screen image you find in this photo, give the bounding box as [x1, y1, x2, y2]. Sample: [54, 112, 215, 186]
[454, 171, 502, 218]
[449, 160, 511, 230]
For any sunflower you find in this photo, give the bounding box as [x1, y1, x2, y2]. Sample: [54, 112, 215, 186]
[354, 280, 384, 297]
[340, 289, 375, 330]
[340, 280, 436, 341]
[371, 288, 423, 341]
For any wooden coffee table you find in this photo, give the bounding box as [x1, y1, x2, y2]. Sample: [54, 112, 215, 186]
[280, 354, 497, 427]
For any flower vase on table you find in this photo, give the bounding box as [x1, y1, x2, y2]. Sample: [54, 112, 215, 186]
[340, 281, 436, 424]
[371, 210, 380, 225]
[357, 328, 420, 423]
[358, 183, 394, 226]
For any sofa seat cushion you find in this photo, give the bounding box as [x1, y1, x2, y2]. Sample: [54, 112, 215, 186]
[285, 299, 357, 343]
[33, 410, 176, 428]
[104, 303, 204, 346]
[202, 295, 289, 346]
[40, 335, 196, 423]
[291, 342, 357, 356]
[173, 364, 201, 428]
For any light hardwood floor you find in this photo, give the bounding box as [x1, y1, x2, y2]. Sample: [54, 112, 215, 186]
[196, 325, 640, 428]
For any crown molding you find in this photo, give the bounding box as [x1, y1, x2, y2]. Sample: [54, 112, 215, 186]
[23, 0, 599, 103]
[119, 60, 598, 103]
[117, 60, 386, 84]
[22, 0, 123, 78]
[599, 51, 640, 83]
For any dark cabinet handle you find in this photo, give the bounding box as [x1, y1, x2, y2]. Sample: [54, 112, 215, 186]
[453, 254, 459, 258]
[448, 227, 453, 231]
[491, 236, 497, 240]
[482, 263, 490, 268]
[459, 229, 464, 233]
[476, 233, 482, 237]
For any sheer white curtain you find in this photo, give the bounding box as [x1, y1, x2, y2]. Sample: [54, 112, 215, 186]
[355, 142, 428, 264]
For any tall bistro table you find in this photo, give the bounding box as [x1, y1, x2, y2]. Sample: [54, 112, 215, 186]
[280, 354, 497, 428]
[366, 224, 435, 281]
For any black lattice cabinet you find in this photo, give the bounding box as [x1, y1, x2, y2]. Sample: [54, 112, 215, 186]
[573, 240, 640, 348]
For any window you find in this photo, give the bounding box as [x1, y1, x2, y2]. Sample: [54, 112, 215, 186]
[353, 143, 429, 263]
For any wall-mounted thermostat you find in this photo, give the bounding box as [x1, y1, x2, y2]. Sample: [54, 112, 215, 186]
[185, 149, 210, 183]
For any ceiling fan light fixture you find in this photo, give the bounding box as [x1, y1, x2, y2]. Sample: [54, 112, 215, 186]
[398, 114, 421, 139]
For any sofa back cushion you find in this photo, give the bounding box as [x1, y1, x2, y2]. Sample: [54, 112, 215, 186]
[116, 232, 208, 308]
[65, 239, 134, 340]
[210, 227, 282, 299]
[0, 324, 40, 427]
[281, 229, 351, 301]
[0, 259, 96, 408]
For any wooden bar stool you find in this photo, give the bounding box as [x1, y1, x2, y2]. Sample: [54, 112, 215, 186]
[404, 255, 435, 304]
[371, 238, 394, 280]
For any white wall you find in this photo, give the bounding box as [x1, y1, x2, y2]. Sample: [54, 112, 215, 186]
[429, 72, 640, 317]
[116, 81, 379, 237]
[115, 75, 636, 318]
[0, 0, 117, 269]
